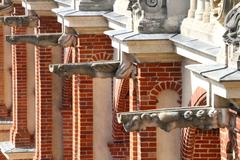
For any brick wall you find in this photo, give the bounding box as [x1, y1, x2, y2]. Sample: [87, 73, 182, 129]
[129, 62, 182, 159]
[72, 34, 113, 159]
[10, 4, 32, 148]
[34, 16, 61, 160]
[181, 87, 221, 160]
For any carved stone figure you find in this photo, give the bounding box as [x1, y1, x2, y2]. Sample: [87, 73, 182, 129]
[128, 0, 185, 33]
[58, 33, 78, 48]
[212, 0, 240, 23]
[0, 0, 13, 14]
[223, 2, 240, 45]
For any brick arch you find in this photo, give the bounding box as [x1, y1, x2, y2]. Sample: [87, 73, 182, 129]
[189, 87, 207, 106]
[90, 52, 113, 61]
[181, 87, 221, 160]
[108, 79, 130, 159]
[150, 81, 182, 105]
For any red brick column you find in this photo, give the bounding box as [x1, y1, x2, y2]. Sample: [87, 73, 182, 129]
[129, 62, 182, 159]
[72, 34, 113, 159]
[10, 4, 32, 148]
[0, 25, 8, 119]
[34, 16, 61, 160]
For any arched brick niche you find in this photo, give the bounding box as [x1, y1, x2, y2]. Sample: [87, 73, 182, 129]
[150, 81, 182, 105]
[181, 87, 221, 160]
[109, 79, 130, 159]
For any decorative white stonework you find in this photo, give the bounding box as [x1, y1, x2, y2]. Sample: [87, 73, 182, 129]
[105, 30, 182, 63]
[22, 0, 57, 16]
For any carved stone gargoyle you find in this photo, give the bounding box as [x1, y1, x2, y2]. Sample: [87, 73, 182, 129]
[117, 107, 230, 132]
[49, 61, 120, 78]
[6, 33, 62, 47]
[49, 53, 139, 78]
[0, 15, 38, 28]
[128, 0, 184, 33]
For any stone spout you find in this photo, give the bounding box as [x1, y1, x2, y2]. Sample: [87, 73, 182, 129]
[6, 33, 62, 47]
[0, 15, 38, 27]
[49, 61, 120, 78]
[117, 107, 230, 132]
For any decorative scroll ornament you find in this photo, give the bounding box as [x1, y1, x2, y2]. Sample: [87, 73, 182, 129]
[145, 0, 158, 7]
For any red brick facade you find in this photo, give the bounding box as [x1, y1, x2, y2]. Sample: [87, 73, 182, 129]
[0, 2, 238, 160]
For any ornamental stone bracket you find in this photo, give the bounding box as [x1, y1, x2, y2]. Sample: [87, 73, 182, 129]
[49, 52, 140, 78]
[0, 14, 38, 28]
[127, 0, 186, 33]
[117, 107, 230, 132]
[6, 33, 62, 47]
[49, 61, 120, 78]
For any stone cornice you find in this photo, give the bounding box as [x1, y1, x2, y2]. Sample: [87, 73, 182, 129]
[105, 30, 182, 63]
[52, 7, 109, 34]
[22, 0, 57, 16]
[117, 107, 230, 132]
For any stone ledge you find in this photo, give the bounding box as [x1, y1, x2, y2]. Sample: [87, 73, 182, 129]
[0, 121, 12, 142]
[105, 30, 181, 63]
[0, 142, 35, 160]
[22, 0, 57, 16]
[52, 7, 109, 34]
[0, 120, 12, 130]
[117, 106, 230, 132]
[170, 34, 220, 64]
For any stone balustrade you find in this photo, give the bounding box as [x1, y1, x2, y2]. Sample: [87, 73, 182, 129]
[188, 0, 217, 23]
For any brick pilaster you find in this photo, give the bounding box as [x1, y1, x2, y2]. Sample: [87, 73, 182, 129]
[72, 34, 113, 159]
[61, 77, 73, 160]
[34, 16, 61, 160]
[10, 4, 32, 148]
[0, 25, 8, 119]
